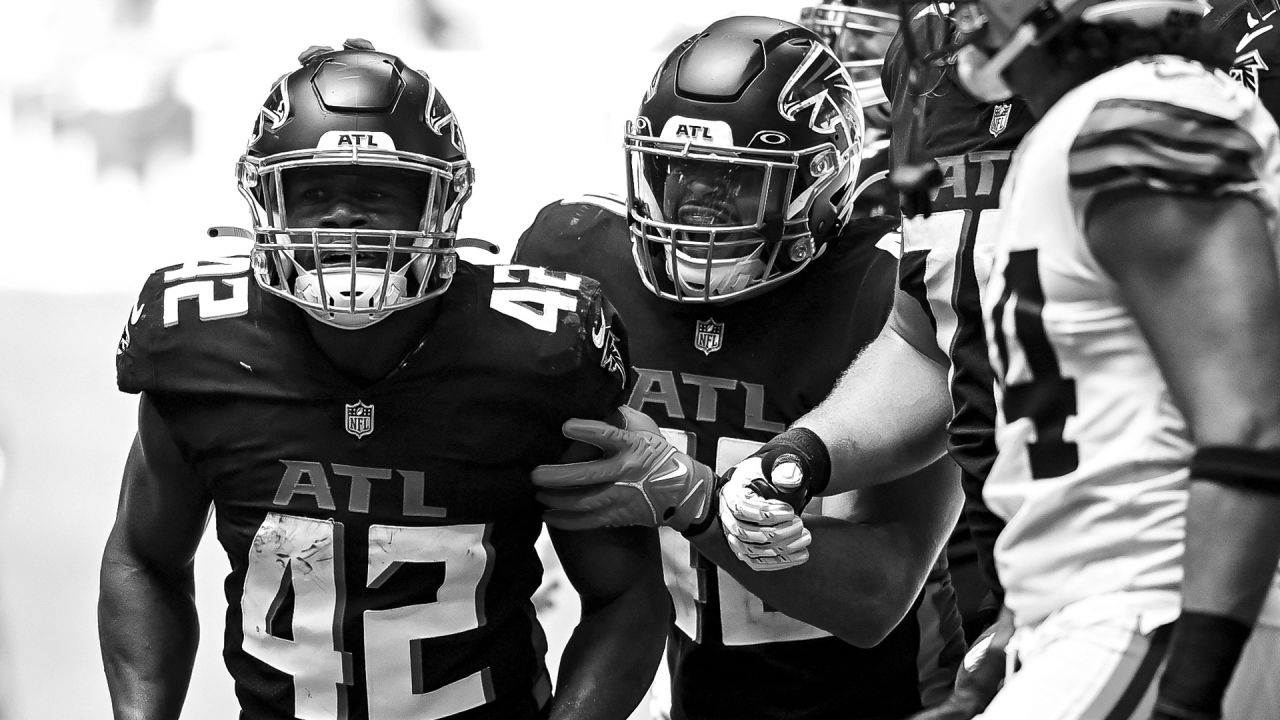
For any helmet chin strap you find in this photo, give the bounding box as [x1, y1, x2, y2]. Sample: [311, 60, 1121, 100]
[293, 267, 410, 329]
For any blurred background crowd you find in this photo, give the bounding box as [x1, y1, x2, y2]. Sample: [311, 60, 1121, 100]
[0, 0, 810, 717]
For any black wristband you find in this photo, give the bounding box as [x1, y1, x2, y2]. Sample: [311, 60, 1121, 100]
[754, 427, 832, 499]
[1155, 611, 1252, 720]
[1189, 446, 1280, 495]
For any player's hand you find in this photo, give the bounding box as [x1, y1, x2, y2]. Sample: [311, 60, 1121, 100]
[532, 406, 718, 534]
[908, 607, 1013, 719]
[717, 457, 813, 571]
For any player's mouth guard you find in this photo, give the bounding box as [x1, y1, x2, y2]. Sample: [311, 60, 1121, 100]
[208, 226, 500, 255]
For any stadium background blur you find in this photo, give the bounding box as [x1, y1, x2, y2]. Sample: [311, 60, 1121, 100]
[0, 0, 811, 717]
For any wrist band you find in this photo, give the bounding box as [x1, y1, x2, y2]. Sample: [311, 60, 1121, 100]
[1155, 611, 1252, 720]
[680, 473, 726, 539]
[759, 427, 832, 497]
[1189, 446, 1280, 495]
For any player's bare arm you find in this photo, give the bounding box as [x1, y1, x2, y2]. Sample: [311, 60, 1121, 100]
[796, 294, 955, 496]
[544, 525, 667, 720]
[723, 298, 956, 525]
[99, 393, 213, 720]
[1087, 189, 1280, 715]
[694, 454, 962, 647]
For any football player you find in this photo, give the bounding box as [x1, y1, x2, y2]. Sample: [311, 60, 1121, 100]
[739, 1, 1280, 718]
[98, 39, 667, 720]
[958, 1, 1280, 716]
[713, 3, 1037, 717]
[801, 0, 1031, 649]
[514, 17, 966, 720]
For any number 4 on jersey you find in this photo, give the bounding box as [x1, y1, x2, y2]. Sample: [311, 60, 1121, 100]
[490, 264, 581, 332]
[990, 249, 1080, 479]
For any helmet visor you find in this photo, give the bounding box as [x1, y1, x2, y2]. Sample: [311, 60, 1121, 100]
[625, 125, 818, 302]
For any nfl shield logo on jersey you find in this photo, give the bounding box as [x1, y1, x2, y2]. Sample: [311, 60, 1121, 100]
[989, 102, 1012, 137]
[694, 318, 724, 355]
[345, 401, 375, 439]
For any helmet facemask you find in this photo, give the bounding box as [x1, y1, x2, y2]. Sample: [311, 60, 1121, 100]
[625, 117, 851, 303]
[238, 148, 473, 329]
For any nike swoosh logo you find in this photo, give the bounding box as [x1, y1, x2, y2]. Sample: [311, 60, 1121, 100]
[129, 303, 144, 325]
[654, 454, 688, 484]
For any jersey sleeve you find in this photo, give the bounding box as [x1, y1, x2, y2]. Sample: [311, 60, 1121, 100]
[1067, 93, 1278, 226]
[487, 263, 631, 422]
[115, 269, 167, 394]
[512, 194, 628, 271]
[116, 256, 256, 395]
[576, 278, 631, 418]
[113, 255, 311, 400]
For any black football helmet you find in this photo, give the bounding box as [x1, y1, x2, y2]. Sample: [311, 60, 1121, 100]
[236, 39, 474, 329]
[626, 16, 864, 303]
[800, 0, 900, 131]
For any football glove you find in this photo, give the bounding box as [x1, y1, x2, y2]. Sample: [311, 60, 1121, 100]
[532, 406, 718, 534]
[718, 457, 813, 571]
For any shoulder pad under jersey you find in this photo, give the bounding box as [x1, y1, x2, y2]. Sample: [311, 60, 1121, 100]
[1067, 59, 1278, 225]
[116, 255, 337, 400]
[484, 263, 630, 407]
[512, 194, 628, 268]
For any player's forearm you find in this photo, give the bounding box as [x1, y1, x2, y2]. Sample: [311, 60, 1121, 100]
[797, 328, 952, 494]
[98, 551, 199, 720]
[550, 581, 668, 720]
[1182, 482, 1280, 623]
[693, 514, 938, 647]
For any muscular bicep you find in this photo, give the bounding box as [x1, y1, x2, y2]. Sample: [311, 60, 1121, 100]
[105, 394, 212, 574]
[548, 525, 664, 606]
[1086, 190, 1280, 446]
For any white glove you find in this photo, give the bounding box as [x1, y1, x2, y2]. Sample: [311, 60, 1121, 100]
[717, 457, 813, 571]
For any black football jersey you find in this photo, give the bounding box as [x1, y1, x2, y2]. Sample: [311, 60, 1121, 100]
[116, 257, 628, 720]
[881, 4, 1036, 604]
[1207, 0, 1280, 117]
[513, 196, 964, 720]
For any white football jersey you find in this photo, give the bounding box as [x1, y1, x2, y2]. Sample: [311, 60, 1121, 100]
[983, 55, 1280, 629]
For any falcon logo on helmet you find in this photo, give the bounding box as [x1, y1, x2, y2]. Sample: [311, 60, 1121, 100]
[799, 0, 901, 134]
[779, 44, 859, 140]
[247, 79, 291, 147]
[423, 79, 467, 155]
